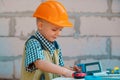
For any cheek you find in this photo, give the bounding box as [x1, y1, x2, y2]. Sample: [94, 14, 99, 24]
[44, 30, 53, 37]
[47, 30, 54, 35]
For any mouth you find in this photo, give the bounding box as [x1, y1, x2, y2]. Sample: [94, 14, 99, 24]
[53, 37, 56, 39]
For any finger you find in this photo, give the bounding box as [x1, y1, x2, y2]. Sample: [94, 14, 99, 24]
[74, 65, 81, 72]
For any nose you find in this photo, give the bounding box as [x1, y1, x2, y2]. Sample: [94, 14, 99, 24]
[55, 30, 61, 36]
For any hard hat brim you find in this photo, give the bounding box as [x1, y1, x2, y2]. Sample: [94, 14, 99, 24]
[49, 19, 73, 27]
[33, 15, 73, 27]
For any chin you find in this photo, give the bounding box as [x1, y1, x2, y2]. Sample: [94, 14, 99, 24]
[49, 39, 55, 42]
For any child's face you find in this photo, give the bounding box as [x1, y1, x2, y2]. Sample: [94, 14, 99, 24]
[38, 20, 63, 42]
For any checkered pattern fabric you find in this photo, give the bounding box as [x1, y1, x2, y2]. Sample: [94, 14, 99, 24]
[25, 30, 64, 72]
[35, 31, 55, 56]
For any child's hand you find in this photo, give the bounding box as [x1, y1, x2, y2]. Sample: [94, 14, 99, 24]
[73, 65, 81, 72]
[63, 70, 75, 78]
[63, 65, 82, 77]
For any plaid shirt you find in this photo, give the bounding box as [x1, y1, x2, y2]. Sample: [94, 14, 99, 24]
[25, 30, 64, 72]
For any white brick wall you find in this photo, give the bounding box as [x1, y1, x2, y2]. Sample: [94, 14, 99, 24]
[57, 37, 107, 56]
[15, 17, 36, 36]
[112, 0, 120, 12]
[60, 0, 108, 12]
[0, 18, 10, 36]
[0, 37, 25, 56]
[112, 37, 120, 56]
[80, 17, 120, 35]
[0, 61, 13, 79]
[0, 0, 120, 79]
[0, 0, 41, 12]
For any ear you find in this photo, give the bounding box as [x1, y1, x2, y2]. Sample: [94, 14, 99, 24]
[37, 22, 43, 30]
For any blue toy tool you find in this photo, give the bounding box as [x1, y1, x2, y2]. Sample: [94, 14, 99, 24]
[77, 62, 102, 75]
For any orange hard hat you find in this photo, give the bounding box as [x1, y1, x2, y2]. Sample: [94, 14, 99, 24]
[33, 0, 72, 27]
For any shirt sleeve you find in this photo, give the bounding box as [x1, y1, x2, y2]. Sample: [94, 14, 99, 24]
[25, 38, 45, 72]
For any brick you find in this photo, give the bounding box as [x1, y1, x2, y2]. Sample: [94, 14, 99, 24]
[80, 17, 120, 35]
[15, 17, 36, 37]
[0, 37, 25, 56]
[0, 0, 41, 13]
[112, 0, 120, 12]
[59, 0, 107, 12]
[0, 18, 10, 36]
[0, 61, 13, 79]
[57, 37, 107, 57]
[111, 37, 120, 56]
[14, 59, 22, 79]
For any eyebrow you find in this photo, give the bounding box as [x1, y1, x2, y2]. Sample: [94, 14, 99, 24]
[53, 27, 63, 30]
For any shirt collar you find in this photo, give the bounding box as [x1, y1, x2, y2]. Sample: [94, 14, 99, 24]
[35, 30, 55, 56]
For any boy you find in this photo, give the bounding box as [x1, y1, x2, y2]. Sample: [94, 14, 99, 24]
[21, 0, 81, 80]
